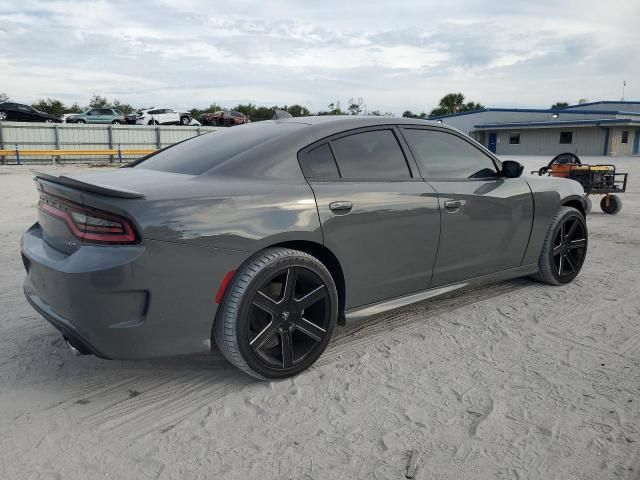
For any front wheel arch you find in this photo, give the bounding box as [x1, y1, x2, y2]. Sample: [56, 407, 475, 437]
[562, 196, 586, 217]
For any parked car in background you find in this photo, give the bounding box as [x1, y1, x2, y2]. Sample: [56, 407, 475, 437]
[0, 102, 61, 123]
[135, 108, 192, 126]
[200, 110, 250, 126]
[61, 113, 80, 123]
[124, 112, 139, 125]
[66, 108, 125, 124]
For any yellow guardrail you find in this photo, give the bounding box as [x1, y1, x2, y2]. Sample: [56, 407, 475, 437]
[0, 147, 157, 164]
[0, 149, 156, 156]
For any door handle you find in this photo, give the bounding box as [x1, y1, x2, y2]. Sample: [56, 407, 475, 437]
[329, 201, 353, 214]
[444, 200, 462, 212]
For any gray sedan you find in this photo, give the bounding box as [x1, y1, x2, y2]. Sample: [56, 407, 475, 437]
[21, 117, 588, 379]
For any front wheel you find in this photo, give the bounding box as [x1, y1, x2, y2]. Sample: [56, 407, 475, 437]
[531, 206, 588, 285]
[180, 116, 190, 125]
[112, 120, 121, 125]
[214, 248, 338, 380]
[601, 195, 622, 215]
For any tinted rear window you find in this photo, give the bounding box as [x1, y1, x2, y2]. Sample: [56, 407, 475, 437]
[300, 143, 340, 178]
[135, 123, 302, 175]
[330, 129, 410, 179]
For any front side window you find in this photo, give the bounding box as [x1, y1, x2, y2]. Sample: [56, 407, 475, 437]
[329, 129, 411, 180]
[559, 131, 573, 144]
[622, 130, 629, 144]
[509, 133, 521, 145]
[402, 129, 498, 179]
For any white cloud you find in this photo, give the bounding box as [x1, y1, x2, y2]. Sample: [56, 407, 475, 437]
[0, 0, 638, 113]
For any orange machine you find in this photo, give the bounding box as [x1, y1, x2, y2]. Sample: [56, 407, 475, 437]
[536, 153, 628, 215]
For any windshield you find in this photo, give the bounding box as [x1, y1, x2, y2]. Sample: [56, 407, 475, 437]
[134, 122, 304, 175]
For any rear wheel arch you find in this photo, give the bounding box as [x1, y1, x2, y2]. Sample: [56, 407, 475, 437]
[269, 240, 346, 325]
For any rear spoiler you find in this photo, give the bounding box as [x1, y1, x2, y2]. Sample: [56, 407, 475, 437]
[32, 170, 145, 199]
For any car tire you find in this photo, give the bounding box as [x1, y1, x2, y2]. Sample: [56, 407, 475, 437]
[180, 116, 190, 125]
[531, 206, 588, 285]
[112, 120, 121, 125]
[214, 247, 338, 380]
[0, 111, 7, 121]
[600, 195, 622, 215]
[77, 119, 86, 124]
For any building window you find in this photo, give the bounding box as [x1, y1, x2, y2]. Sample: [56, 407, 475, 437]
[509, 133, 520, 145]
[559, 131, 573, 144]
[622, 130, 629, 144]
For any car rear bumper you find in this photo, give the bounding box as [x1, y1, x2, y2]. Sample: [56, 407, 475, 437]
[21, 223, 247, 359]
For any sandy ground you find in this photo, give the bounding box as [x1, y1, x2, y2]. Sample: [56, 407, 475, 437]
[0, 156, 639, 480]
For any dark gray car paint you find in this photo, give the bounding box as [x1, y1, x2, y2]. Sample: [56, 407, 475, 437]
[21, 116, 586, 360]
[428, 177, 534, 287]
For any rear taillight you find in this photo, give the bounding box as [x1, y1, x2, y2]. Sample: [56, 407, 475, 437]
[38, 194, 138, 244]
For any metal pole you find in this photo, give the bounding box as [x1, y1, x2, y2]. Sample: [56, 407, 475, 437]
[54, 124, 60, 165]
[15, 145, 20, 165]
[108, 125, 114, 163]
[156, 125, 161, 149]
[118, 144, 122, 163]
[0, 122, 4, 165]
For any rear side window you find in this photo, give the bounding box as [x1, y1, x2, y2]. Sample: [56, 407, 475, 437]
[301, 143, 340, 178]
[330, 130, 410, 179]
[402, 129, 497, 179]
[136, 122, 304, 175]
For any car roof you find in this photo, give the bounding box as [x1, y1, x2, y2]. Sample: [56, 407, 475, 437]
[201, 116, 466, 179]
[265, 115, 462, 143]
[274, 115, 443, 127]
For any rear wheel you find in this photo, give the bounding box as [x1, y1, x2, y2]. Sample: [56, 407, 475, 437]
[0, 111, 7, 121]
[600, 195, 622, 215]
[76, 119, 86, 124]
[112, 120, 121, 125]
[215, 248, 338, 380]
[180, 116, 190, 125]
[532, 207, 587, 285]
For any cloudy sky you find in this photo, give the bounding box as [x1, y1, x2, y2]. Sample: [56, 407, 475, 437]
[1, 0, 638, 114]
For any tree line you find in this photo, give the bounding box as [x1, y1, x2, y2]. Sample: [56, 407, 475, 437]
[0, 91, 575, 120]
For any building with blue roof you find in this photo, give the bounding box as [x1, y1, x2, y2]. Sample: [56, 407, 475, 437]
[434, 101, 640, 156]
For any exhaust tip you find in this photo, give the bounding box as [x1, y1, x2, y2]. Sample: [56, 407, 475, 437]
[63, 336, 86, 356]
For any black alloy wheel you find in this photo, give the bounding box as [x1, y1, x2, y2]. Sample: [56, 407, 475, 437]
[248, 266, 330, 369]
[532, 206, 588, 285]
[551, 215, 587, 281]
[215, 248, 338, 380]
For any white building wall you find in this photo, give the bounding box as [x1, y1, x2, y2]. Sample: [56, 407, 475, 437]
[492, 127, 606, 156]
[440, 110, 620, 135]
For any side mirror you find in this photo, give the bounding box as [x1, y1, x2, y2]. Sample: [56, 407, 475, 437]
[501, 160, 523, 178]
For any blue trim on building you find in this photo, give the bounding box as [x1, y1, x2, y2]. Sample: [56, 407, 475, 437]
[564, 100, 640, 109]
[474, 119, 640, 129]
[430, 104, 640, 120]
